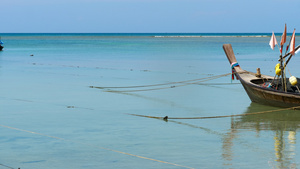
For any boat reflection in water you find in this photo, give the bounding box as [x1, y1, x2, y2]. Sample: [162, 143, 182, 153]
[223, 103, 299, 168]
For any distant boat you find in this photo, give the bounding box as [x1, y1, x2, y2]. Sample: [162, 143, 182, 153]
[0, 37, 3, 51]
[223, 44, 300, 108]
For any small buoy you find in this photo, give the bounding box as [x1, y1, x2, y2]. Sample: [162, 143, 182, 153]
[163, 116, 168, 121]
[289, 76, 297, 86]
[275, 68, 281, 76]
[275, 64, 281, 76]
[275, 63, 281, 75]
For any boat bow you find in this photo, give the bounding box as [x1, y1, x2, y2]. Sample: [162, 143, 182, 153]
[223, 44, 300, 108]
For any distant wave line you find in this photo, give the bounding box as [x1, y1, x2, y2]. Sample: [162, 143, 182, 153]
[154, 35, 269, 38]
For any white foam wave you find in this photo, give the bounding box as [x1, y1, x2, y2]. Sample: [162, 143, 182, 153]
[154, 35, 269, 38]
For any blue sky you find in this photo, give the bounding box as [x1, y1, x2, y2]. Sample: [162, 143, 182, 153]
[1, 0, 300, 33]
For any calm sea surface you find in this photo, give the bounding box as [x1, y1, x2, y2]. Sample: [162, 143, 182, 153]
[0, 33, 300, 169]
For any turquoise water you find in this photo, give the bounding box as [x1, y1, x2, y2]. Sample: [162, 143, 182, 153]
[0, 34, 300, 169]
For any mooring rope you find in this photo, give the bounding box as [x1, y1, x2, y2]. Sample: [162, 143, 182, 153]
[129, 105, 300, 120]
[91, 73, 231, 89]
[0, 124, 194, 169]
[90, 73, 231, 92]
[0, 163, 15, 169]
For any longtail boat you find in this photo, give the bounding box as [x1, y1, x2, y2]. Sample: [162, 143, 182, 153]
[223, 44, 300, 108]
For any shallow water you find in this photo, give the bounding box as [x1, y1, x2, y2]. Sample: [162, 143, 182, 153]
[0, 34, 300, 169]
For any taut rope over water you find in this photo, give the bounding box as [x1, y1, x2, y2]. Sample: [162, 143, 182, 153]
[0, 124, 194, 169]
[129, 106, 300, 120]
[0, 163, 15, 169]
[90, 73, 231, 92]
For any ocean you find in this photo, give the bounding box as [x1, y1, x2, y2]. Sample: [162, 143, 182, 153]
[0, 33, 299, 169]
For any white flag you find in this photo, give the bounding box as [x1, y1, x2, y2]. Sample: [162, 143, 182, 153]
[290, 29, 296, 55]
[269, 32, 278, 50]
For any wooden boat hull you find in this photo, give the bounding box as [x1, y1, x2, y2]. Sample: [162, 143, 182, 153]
[238, 73, 300, 107]
[223, 44, 300, 108]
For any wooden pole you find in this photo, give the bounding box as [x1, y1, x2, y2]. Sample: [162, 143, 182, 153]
[279, 54, 286, 92]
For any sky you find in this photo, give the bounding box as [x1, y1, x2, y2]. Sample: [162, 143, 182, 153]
[1, 0, 300, 33]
